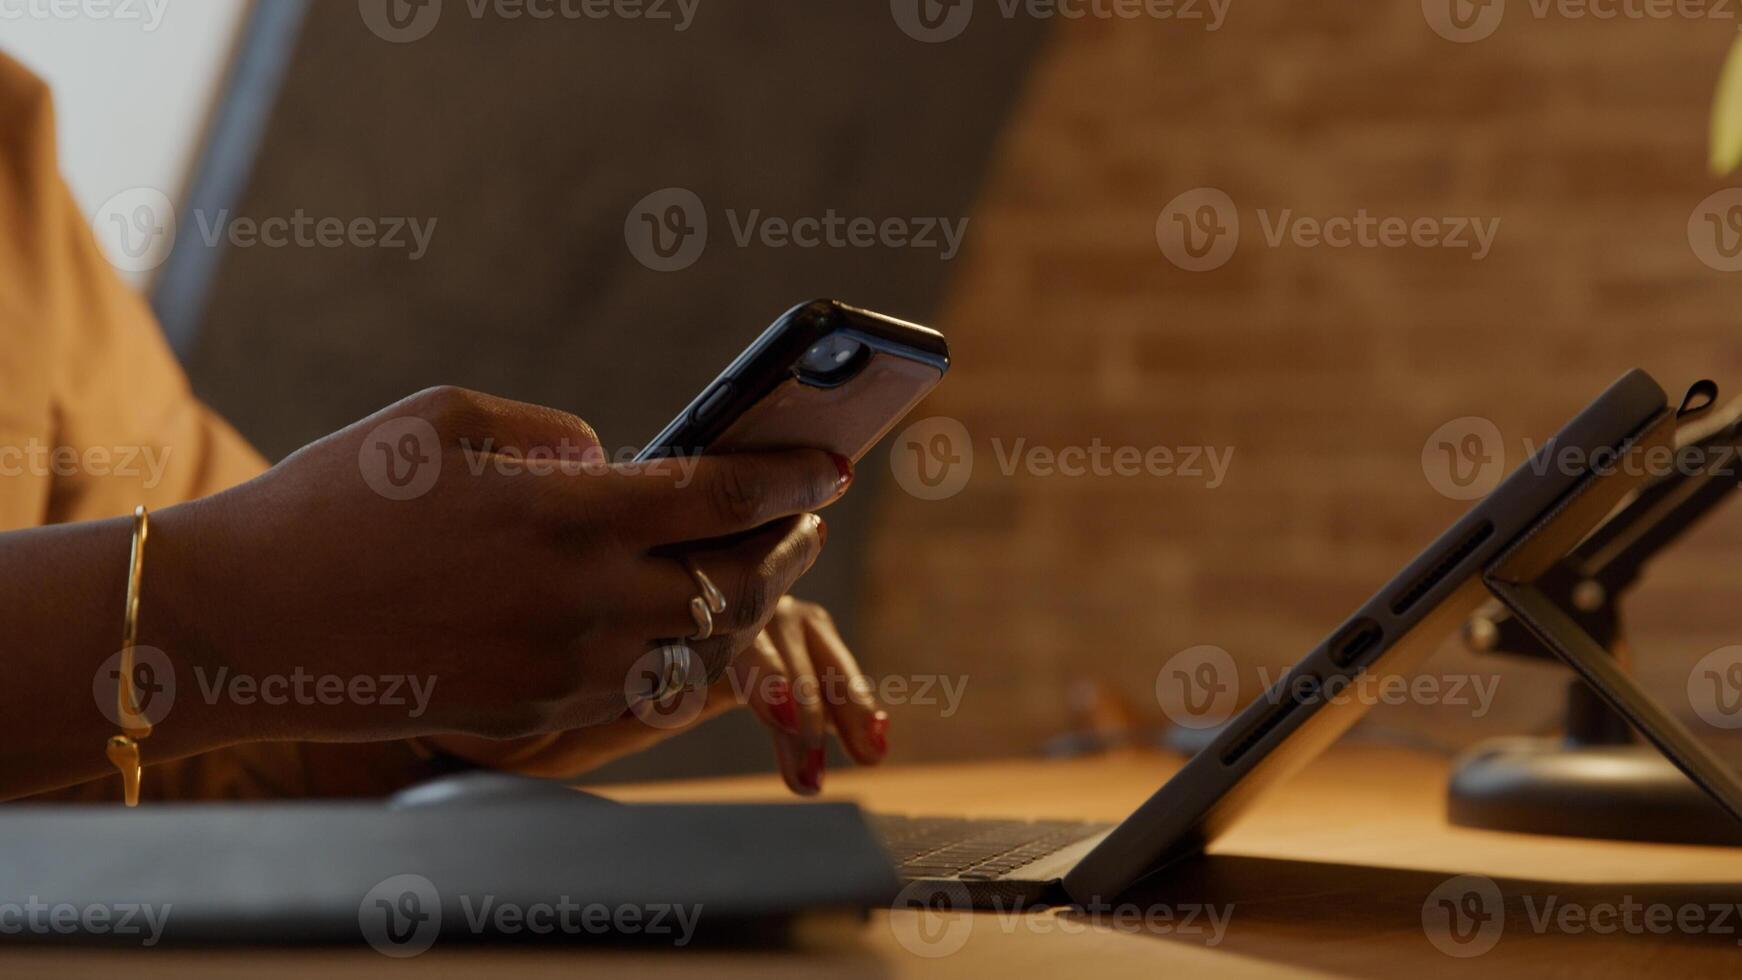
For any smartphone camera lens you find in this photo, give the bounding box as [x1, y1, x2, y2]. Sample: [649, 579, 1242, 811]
[796, 333, 868, 386]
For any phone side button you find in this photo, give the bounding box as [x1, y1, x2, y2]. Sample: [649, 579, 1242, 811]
[693, 380, 735, 424]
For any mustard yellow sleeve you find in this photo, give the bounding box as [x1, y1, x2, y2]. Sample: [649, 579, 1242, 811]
[0, 52, 437, 801]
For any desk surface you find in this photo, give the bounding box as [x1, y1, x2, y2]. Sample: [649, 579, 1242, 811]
[13, 746, 1742, 978]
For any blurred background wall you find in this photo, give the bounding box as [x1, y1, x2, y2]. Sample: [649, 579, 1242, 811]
[3, 0, 251, 289]
[18, 1, 1742, 777]
[863, 6, 1742, 760]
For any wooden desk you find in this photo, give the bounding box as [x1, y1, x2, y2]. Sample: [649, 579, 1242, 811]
[12, 746, 1742, 978]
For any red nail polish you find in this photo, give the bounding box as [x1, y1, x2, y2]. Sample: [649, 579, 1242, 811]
[830, 454, 854, 491]
[801, 747, 825, 792]
[867, 711, 890, 756]
[768, 678, 800, 735]
[815, 515, 828, 547]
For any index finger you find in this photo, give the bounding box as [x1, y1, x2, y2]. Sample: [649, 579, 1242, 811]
[601, 449, 851, 546]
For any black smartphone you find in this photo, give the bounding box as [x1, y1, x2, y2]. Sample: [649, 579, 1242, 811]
[635, 299, 950, 463]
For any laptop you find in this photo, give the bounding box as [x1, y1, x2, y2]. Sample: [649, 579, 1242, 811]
[873, 369, 1742, 909]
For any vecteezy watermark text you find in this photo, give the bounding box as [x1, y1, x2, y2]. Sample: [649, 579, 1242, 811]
[360, 0, 702, 43]
[358, 874, 702, 957]
[0, 899, 172, 946]
[1421, 416, 1742, 500]
[91, 188, 439, 273]
[888, 417, 1234, 501]
[890, 881, 1234, 958]
[0, 441, 171, 487]
[357, 418, 708, 502]
[626, 652, 970, 731]
[94, 650, 438, 729]
[624, 187, 968, 272]
[0, 0, 169, 29]
[1424, 0, 1742, 44]
[891, 0, 1231, 43]
[192, 210, 438, 261]
[193, 667, 437, 719]
[1154, 644, 1503, 729]
[1422, 873, 1742, 958]
[1156, 188, 1501, 271]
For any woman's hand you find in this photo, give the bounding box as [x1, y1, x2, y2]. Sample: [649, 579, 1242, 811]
[426, 596, 891, 794]
[149, 386, 851, 750]
[733, 596, 891, 794]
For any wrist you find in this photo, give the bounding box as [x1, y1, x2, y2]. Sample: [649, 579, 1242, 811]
[136, 497, 255, 753]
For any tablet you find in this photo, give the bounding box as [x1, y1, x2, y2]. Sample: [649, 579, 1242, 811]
[1063, 369, 1678, 904]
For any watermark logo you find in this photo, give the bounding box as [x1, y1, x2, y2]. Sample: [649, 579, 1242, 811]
[1155, 644, 1239, 729]
[359, 873, 442, 957]
[360, 417, 443, 501]
[890, 880, 977, 957]
[1422, 874, 1505, 957]
[359, 0, 443, 42]
[93, 646, 176, 730]
[1423, 0, 1505, 41]
[890, 416, 974, 500]
[1157, 187, 1239, 272]
[1690, 189, 1742, 273]
[91, 187, 176, 274]
[891, 0, 974, 41]
[1689, 646, 1742, 729]
[625, 187, 709, 272]
[625, 645, 709, 729]
[1421, 416, 1505, 500]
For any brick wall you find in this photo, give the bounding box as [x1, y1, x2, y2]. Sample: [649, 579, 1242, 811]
[861, 5, 1742, 760]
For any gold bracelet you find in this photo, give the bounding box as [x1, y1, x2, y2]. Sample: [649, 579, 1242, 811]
[104, 505, 151, 807]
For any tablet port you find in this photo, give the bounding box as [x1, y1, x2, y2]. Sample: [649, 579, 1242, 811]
[1387, 520, 1493, 616]
[1329, 618, 1383, 669]
[1220, 674, 1321, 766]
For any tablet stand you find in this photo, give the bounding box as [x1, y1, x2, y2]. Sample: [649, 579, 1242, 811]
[1450, 402, 1742, 845]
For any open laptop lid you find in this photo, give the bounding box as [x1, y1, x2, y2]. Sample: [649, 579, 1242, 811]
[1063, 369, 1680, 905]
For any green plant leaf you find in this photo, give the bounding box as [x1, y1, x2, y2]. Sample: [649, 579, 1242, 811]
[1714, 37, 1742, 176]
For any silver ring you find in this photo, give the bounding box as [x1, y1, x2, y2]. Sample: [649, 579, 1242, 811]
[687, 596, 715, 642]
[647, 644, 694, 702]
[685, 558, 727, 614]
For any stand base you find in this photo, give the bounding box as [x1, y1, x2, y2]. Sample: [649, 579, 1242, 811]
[1448, 737, 1742, 846]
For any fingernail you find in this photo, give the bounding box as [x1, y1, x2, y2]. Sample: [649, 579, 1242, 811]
[768, 677, 800, 735]
[814, 514, 828, 547]
[866, 711, 889, 757]
[830, 453, 854, 492]
[801, 747, 825, 792]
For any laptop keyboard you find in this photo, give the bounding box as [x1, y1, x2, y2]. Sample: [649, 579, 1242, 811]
[871, 814, 1113, 881]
